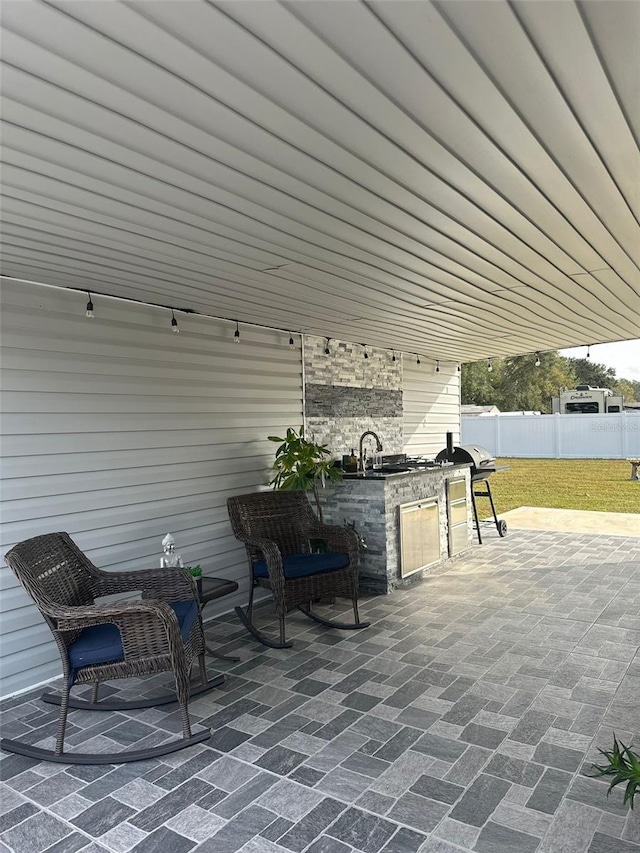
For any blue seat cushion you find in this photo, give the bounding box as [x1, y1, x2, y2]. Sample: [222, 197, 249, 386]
[253, 552, 350, 580]
[67, 599, 199, 669]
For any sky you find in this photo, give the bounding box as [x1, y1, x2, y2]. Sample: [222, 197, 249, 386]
[560, 339, 640, 382]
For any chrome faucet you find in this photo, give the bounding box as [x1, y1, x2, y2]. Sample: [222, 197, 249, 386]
[358, 430, 383, 473]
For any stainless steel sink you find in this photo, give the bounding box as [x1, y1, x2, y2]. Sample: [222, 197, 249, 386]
[375, 465, 411, 474]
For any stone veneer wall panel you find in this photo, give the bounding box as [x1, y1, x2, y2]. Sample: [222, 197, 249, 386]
[306, 417, 403, 461]
[306, 386, 402, 418]
[320, 479, 391, 593]
[304, 335, 403, 458]
[304, 337, 402, 390]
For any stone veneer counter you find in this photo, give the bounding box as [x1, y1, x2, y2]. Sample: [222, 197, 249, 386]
[321, 464, 472, 594]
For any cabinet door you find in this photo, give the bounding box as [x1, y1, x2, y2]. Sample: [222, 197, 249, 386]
[449, 523, 469, 556]
[400, 500, 440, 577]
[449, 501, 468, 526]
[448, 479, 466, 502]
[400, 504, 424, 577]
[447, 477, 469, 556]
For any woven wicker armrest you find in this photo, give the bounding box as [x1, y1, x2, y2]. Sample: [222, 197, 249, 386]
[241, 536, 283, 565]
[307, 523, 359, 566]
[94, 566, 197, 602]
[54, 599, 185, 662]
[240, 535, 284, 581]
[53, 598, 175, 627]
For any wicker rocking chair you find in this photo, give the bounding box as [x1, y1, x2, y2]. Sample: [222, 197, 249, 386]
[227, 491, 370, 648]
[1, 532, 224, 764]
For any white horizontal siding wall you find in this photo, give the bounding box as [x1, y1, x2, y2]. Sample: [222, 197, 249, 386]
[403, 361, 460, 456]
[0, 279, 302, 696]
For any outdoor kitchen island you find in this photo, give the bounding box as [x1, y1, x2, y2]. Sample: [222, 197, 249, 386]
[321, 463, 473, 595]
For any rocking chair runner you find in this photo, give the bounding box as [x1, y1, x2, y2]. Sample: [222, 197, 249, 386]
[1, 532, 224, 764]
[227, 491, 370, 648]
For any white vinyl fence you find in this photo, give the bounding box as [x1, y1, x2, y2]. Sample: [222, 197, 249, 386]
[461, 413, 640, 459]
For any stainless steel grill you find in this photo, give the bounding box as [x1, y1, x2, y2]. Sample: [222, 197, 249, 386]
[435, 444, 497, 482]
[436, 433, 507, 544]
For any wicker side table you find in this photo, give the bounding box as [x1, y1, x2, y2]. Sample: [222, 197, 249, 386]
[197, 576, 240, 662]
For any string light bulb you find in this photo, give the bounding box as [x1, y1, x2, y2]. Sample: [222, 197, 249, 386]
[586, 344, 591, 359]
[85, 293, 94, 318]
[535, 353, 541, 367]
[416, 355, 421, 365]
[363, 344, 369, 359]
[487, 358, 493, 372]
[324, 338, 331, 355]
[435, 360, 440, 374]
[234, 321, 240, 343]
[457, 364, 461, 373]
[391, 351, 396, 362]
[289, 333, 295, 348]
[171, 310, 179, 333]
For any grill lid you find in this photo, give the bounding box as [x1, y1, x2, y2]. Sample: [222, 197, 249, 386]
[435, 444, 496, 478]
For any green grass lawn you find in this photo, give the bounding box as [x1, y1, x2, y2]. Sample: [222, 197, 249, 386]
[484, 458, 640, 515]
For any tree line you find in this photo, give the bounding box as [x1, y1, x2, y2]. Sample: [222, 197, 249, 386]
[461, 354, 639, 413]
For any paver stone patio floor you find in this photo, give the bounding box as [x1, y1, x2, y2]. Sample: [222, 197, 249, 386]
[1, 528, 639, 853]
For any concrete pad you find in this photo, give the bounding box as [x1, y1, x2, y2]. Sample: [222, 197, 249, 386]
[499, 505, 640, 537]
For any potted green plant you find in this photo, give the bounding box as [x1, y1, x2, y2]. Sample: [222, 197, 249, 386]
[590, 735, 640, 809]
[268, 426, 342, 523]
[186, 564, 203, 596]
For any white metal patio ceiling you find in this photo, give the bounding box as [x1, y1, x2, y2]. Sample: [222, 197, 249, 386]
[1, 0, 639, 362]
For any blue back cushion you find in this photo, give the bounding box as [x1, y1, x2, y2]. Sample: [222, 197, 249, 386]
[67, 600, 198, 669]
[253, 552, 350, 580]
